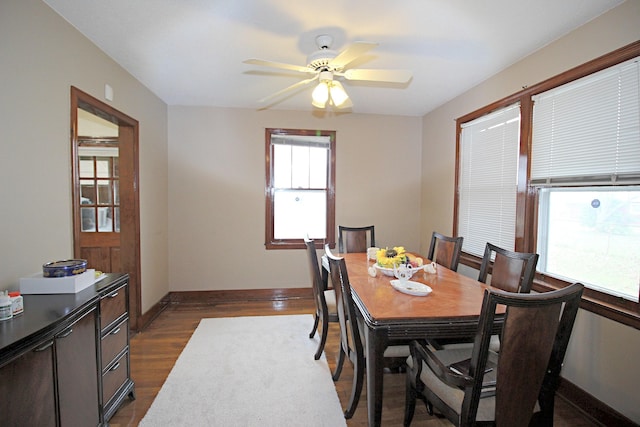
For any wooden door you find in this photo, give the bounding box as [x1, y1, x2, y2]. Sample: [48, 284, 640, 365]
[71, 87, 141, 331]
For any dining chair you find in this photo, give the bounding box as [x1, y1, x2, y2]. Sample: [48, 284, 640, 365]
[478, 242, 539, 293]
[427, 232, 464, 272]
[404, 282, 584, 427]
[324, 244, 409, 419]
[432, 242, 539, 351]
[338, 225, 375, 253]
[305, 237, 338, 360]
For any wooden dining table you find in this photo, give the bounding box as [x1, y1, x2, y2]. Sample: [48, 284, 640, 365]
[324, 252, 503, 427]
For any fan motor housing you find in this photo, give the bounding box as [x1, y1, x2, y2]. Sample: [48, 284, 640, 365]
[307, 49, 339, 71]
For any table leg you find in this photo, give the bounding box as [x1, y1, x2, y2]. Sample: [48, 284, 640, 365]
[365, 324, 388, 427]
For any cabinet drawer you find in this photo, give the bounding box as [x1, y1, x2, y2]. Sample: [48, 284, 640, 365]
[101, 318, 128, 369]
[103, 351, 129, 406]
[100, 285, 127, 331]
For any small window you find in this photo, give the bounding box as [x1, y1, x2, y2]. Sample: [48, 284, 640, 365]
[78, 143, 120, 232]
[265, 129, 335, 249]
[537, 187, 640, 302]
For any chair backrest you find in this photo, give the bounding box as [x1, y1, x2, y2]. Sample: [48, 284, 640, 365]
[462, 283, 584, 427]
[305, 237, 327, 317]
[324, 244, 364, 361]
[478, 243, 539, 293]
[338, 225, 375, 253]
[427, 232, 463, 271]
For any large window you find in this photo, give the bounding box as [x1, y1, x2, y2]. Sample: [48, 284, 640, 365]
[265, 128, 336, 249]
[455, 41, 640, 327]
[532, 57, 640, 303]
[457, 104, 520, 257]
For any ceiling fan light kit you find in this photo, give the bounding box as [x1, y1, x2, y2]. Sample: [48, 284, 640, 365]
[244, 34, 411, 110]
[311, 81, 329, 108]
[311, 70, 351, 108]
[328, 81, 349, 107]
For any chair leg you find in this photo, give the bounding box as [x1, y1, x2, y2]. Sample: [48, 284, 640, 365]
[344, 355, 365, 419]
[309, 313, 319, 338]
[332, 346, 345, 381]
[404, 370, 417, 426]
[535, 385, 556, 426]
[313, 315, 329, 360]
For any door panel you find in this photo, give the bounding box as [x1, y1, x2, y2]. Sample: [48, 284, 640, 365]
[56, 308, 100, 426]
[79, 239, 120, 273]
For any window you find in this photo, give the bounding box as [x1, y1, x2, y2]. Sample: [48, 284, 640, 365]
[454, 41, 640, 326]
[78, 142, 120, 233]
[457, 104, 520, 257]
[265, 128, 335, 249]
[532, 56, 640, 303]
[537, 187, 640, 302]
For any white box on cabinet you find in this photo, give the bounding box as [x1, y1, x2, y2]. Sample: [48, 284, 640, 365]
[20, 270, 96, 294]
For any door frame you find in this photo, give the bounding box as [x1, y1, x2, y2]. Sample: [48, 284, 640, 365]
[71, 86, 142, 331]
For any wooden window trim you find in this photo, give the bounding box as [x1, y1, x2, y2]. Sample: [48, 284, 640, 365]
[454, 41, 640, 330]
[264, 128, 336, 250]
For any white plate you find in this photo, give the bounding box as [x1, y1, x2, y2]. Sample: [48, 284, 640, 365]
[390, 280, 432, 297]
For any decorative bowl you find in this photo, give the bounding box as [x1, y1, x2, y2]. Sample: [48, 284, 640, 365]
[374, 264, 396, 277]
[43, 259, 88, 277]
[374, 263, 421, 278]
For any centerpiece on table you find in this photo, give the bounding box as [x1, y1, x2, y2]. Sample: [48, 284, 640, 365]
[374, 247, 423, 276]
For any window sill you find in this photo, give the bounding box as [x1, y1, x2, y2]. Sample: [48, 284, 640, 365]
[265, 241, 334, 250]
[532, 280, 640, 331]
[459, 253, 640, 331]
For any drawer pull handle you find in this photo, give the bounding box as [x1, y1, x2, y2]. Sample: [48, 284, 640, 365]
[58, 328, 73, 338]
[109, 362, 121, 372]
[108, 292, 119, 298]
[34, 341, 54, 352]
[110, 327, 121, 335]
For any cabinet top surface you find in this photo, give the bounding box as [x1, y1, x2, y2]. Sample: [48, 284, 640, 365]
[0, 273, 128, 359]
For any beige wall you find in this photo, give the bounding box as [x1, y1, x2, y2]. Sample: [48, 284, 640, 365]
[419, 1, 640, 421]
[0, 0, 170, 313]
[2, 0, 639, 421]
[168, 107, 422, 290]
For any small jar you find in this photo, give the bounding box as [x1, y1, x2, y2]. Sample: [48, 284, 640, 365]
[8, 292, 23, 316]
[0, 291, 12, 321]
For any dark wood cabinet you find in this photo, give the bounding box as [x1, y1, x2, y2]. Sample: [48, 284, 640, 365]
[0, 274, 134, 426]
[0, 338, 56, 426]
[56, 306, 100, 426]
[99, 282, 134, 421]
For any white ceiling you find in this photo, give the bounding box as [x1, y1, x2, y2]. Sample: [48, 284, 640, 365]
[43, 0, 623, 116]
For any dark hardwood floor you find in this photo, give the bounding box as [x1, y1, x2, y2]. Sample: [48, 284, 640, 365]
[109, 298, 600, 426]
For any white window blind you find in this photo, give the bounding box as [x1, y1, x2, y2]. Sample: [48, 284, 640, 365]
[531, 57, 640, 186]
[458, 103, 520, 257]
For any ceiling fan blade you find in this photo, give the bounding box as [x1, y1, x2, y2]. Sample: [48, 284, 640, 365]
[258, 75, 319, 104]
[244, 59, 314, 74]
[341, 68, 412, 83]
[329, 42, 378, 69]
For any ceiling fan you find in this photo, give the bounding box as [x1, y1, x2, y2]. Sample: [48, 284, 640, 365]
[244, 35, 412, 109]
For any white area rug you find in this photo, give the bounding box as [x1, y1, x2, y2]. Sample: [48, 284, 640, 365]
[139, 314, 346, 427]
